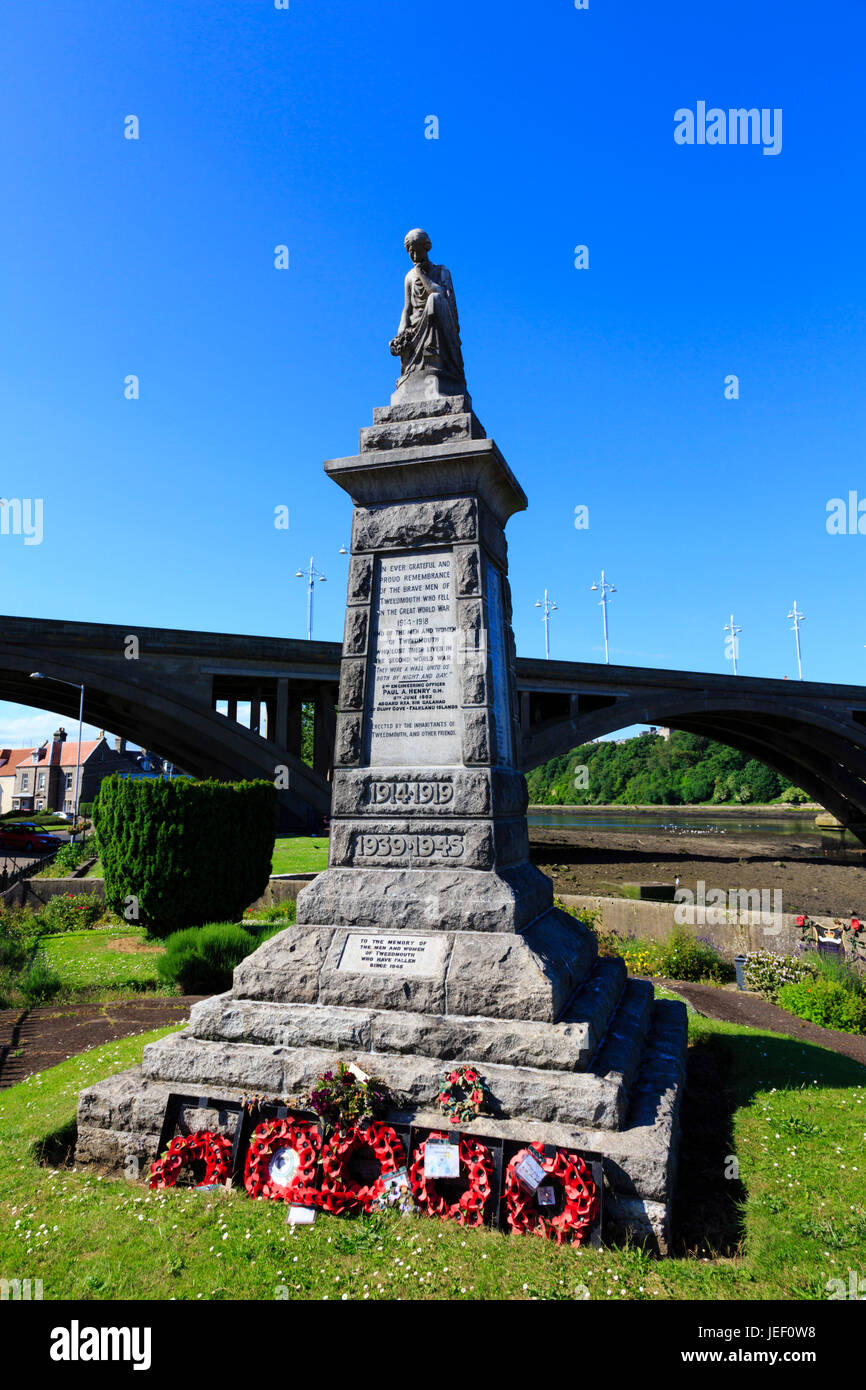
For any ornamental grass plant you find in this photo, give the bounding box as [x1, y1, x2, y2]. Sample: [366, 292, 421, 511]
[156, 922, 258, 995]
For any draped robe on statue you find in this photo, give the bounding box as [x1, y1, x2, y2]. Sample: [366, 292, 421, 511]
[392, 262, 466, 397]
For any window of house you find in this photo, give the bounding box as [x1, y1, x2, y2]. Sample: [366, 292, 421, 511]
[38, 772, 46, 790]
[66, 773, 73, 790]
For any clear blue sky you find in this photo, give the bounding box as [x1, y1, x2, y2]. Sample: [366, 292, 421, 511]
[2, 0, 864, 746]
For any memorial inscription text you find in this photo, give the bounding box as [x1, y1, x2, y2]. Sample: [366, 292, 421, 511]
[337, 933, 445, 976]
[367, 550, 461, 765]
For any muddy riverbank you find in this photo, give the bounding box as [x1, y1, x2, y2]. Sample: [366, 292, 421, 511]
[529, 823, 866, 919]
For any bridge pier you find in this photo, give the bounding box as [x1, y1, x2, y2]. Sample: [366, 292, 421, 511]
[313, 685, 336, 779]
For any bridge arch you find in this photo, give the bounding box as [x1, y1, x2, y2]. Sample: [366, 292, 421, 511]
[0, 622, 332, 830]
[517, 686, 866, 844]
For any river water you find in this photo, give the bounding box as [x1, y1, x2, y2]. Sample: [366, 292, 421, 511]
[526, 809, 861, 855]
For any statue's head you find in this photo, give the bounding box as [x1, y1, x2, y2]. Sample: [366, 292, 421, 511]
[404, 228, 432, 263]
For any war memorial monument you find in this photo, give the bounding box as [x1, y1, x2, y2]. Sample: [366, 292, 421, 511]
[76, 230, 688, 1249]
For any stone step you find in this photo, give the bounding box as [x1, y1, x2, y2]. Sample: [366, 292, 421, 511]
[188, 957, 626, 1075]
[586, 979, 656, 1128]
[76, 997, 689, 1251]
[141, 1027, 631, 1132]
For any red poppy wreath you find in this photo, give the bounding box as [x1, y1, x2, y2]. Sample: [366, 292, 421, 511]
[318, 1122, 407, 1214]
[504, 1143, 599, 1246]
[408, 1132, 494, 1227]
[244, 1117, 321, 1201]
[149, 1130, 233, 1190]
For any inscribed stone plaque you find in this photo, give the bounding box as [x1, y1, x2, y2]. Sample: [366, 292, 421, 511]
[366, 549, 461, 765]
[486, 561, 513, 765]
[337, 933, 446, 976]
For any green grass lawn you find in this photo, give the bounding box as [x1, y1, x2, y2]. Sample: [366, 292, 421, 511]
[83, 836, 329, 881]
[270, 836, 329, 874]
[39, 927, 167, 1000]
[0, 1015, 863, 1300]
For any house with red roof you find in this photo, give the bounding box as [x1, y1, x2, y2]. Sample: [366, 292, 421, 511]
[9, 728, 170, 814]
[0, 747, 36, 814]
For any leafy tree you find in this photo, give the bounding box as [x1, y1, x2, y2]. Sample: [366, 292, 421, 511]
[526, 730, 790, 808]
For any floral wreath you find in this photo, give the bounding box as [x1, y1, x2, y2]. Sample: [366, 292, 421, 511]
[244, 1117, 321, 1202]
[318, 1122, 407, 1214]
[307, 1062, 390, 1130]
[149, 1130, 233, 1190]
[436, 1065, 489, 1124]
[504, 1143, 599, 1247]
[408, 1132, 493, 1227]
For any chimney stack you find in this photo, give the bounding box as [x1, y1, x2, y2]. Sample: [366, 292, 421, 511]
[114, 736, 127, 753]
[53, 728, 67, 743]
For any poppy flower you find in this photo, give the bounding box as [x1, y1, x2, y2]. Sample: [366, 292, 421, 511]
[449, 1071, 459, 1084]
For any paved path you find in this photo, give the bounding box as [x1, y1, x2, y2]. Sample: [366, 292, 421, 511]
[656, 978, 866, 1067]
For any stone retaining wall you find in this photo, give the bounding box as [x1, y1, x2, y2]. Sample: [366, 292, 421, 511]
[558, 893, 849, 959]
[1, 873, 315, 913]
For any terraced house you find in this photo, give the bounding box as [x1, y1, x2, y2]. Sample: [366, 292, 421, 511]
[10, 728, 169, 814]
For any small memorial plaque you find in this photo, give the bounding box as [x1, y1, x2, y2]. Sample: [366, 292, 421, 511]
[337, 933, 445, 976]
[536, 1185, 556, 1207]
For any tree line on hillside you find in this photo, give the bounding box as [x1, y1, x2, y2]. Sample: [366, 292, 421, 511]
[525, 730, 811, 807]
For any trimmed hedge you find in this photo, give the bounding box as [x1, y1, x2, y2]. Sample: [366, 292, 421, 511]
[93, 777, 277, 936]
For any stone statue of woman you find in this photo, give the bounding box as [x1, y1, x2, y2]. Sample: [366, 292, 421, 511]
[389, 229, 467, 402]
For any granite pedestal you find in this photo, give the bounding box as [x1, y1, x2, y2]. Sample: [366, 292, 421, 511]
[76, 392, 687, 1251]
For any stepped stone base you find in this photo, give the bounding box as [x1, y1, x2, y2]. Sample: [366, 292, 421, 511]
[74, 918, 688, 1252]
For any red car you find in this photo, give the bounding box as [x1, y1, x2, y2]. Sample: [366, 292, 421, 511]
[0, 823, 64, 854]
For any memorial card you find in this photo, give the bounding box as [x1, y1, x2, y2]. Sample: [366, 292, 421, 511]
[514, 1150, 546, 1192]
[424, 1141, 461, 1179]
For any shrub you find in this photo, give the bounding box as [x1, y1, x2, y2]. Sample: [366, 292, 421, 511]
[0, 918, 30, 973]
[615, 937, 665, 976]
[777, 977, 866, 1035]
[808, 949, 866, 998]
[157, 922, 258, 994]
[53, 842, 84, 874]
[39, 893, 105, 935]
[244, 899, 297, 927]
[655, 930, 736, 985]
[94, 776, 276, 937]
[743, 950, 818, 1002]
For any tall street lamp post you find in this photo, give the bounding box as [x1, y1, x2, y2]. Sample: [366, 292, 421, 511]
[724, 614, 742, 676]
[534, 590, 558, 660]
[295, 556, 328, 641]
[788, 601, 805, 681]
[590, 570, 616, 664]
